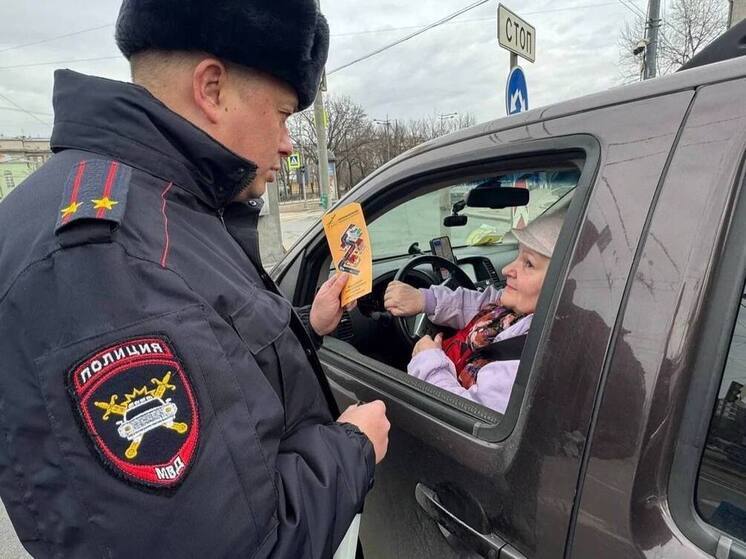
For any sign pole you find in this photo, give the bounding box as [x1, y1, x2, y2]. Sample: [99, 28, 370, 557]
[287, 152, 306, 208]
[510, 52, 518, 70]
[314, 88, 330, 211]
[301, 167, 307, 209]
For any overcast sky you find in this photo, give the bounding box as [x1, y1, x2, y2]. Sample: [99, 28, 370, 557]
[0, 0, 646, 138]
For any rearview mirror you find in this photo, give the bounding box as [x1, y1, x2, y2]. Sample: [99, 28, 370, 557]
[443, 214, 467, 227]
[466, 186, 529, 208]
[443, 199, 468, 227]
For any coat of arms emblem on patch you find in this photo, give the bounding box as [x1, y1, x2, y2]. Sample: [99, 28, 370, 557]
[67, 336, 199, 488]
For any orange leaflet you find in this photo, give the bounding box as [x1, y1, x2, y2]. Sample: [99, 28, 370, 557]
[322, 202, 372, 307]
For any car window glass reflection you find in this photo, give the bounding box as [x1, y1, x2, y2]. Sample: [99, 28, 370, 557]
[696, 284, 746, 542]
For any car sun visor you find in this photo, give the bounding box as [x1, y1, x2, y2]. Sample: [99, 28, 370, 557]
[466, 186, 529, 209]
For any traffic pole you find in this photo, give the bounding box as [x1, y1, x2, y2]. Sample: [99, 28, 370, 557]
[313, 86, 330, 211]
[300, 166, 307, 209]
[643, 0, 661, 79]
[384, 115, 391, 161]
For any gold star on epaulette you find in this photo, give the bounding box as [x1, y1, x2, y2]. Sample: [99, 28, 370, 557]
[60, 201, 82, 218]
[92, 197, 118, 211]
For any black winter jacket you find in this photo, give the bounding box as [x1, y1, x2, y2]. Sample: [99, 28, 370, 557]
[0, 70, 374, 559]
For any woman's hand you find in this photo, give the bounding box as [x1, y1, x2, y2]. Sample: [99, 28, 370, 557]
[412, 333, 443, 357]
[384, 281, 425, 317]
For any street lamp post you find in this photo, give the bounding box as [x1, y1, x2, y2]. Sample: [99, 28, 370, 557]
[373, 117, 393, 161]
[327, 150, 338, 201]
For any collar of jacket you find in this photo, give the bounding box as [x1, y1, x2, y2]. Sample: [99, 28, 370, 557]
[221, 201, 263, 265]
[50, 69, 258, 209]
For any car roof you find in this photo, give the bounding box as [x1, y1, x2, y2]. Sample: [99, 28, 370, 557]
[356, 47, 746, 191]
[421, 55, 746, 152]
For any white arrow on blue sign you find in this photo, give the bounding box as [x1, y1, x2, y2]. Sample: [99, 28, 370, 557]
[506, 66, 528, 115]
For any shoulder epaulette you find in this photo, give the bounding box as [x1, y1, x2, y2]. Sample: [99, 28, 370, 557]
[55, 159, 132, 233]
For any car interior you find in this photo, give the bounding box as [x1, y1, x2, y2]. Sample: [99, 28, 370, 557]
[314, 157, 582, 376]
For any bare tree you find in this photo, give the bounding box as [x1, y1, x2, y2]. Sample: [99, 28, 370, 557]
[658, 0, 728, 72]
[618, 0, 727, 82]
[288, 96, 377, 196]
[284, 96, 477, 199]
[406, 113, 477, 144]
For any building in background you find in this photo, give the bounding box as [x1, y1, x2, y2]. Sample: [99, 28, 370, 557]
[0, 138, 52, 201]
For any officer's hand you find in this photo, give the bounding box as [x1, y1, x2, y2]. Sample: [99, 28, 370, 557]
[338, 401, 390, 464]
[384, 281, 425, 317]
[412, 333, 443, 357]
[310, 273, 356, 336]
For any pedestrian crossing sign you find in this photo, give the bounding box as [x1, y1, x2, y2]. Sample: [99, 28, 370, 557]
[288, 153, 302, 171]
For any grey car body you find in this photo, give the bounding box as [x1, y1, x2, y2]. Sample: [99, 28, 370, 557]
[272, 36, 746, 559]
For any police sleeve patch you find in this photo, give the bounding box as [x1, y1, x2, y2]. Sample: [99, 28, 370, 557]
[67, 336, 199, 489]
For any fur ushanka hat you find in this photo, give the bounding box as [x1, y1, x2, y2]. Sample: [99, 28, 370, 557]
[115, 0, 329, 110]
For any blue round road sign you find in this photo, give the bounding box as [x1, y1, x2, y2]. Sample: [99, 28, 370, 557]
[506, 66, 529, 115]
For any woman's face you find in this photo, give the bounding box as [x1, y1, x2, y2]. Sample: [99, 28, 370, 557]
[500, 245, 550, 315]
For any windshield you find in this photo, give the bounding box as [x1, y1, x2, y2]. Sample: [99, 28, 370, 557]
[367, 162, 581, 259]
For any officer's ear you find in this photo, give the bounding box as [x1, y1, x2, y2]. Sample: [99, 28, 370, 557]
[192, 57, 228, 125]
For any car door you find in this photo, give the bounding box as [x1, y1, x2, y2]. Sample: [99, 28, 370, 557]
[569, 76, 746, 558]
[273, 89, 694, 558]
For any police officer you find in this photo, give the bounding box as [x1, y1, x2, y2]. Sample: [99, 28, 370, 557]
[0, 1, 389, 557]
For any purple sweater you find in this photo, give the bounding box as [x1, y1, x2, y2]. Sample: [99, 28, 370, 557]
[408, 285, 532, 413]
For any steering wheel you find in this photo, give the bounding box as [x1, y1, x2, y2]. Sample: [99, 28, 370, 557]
[393, 255, 477, 346]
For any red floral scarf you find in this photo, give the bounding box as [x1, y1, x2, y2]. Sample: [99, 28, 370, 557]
[441, 303, 524, 388]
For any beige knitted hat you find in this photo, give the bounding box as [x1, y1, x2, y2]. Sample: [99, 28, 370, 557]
[508, 208, 566, 258]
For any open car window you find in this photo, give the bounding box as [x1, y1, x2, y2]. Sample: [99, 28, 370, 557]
[316, 149, 590, 429]
[367, 162, 581, 260]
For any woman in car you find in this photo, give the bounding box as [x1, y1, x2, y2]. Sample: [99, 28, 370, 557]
[383, 210, 564, 413]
